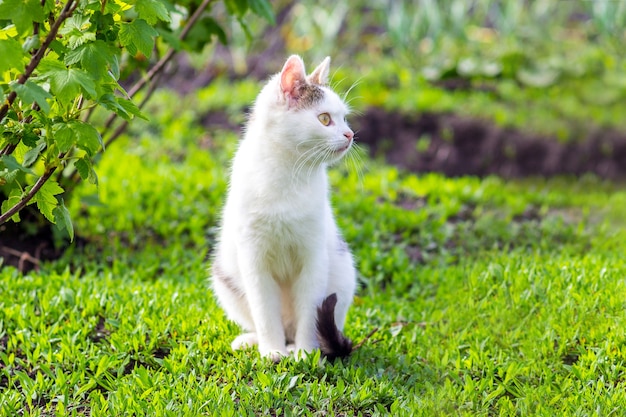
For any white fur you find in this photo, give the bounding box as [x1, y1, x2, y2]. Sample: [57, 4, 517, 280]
[211, 55, 357, 361]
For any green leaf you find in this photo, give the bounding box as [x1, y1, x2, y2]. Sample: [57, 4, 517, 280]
[117, 97, 147, 120]
[53, 199, 74, 241]
[22, 35, 41, 52]
[75, 156, 98, 185]
[157, 27, 182, 51]
[134, 0, 171, 25]
[0, 38, 25, 73]
[74, 157, 90, 181]
[0, 0, 45, 35]
[40, 59, 97, 102]
[20, 125, 40, 148]
[98, 94, 131, 121]
[22, 141, 46, 167]
[10, 80, 53, 114]
[53, 123, 76, 153]
[119, 19, 158, 58]
[185, 17, 227, 50]
[224, 0, 248, 16]
[204, 17, 228, 45]
[0, 168, 19, 185]
[1, 188, 23, 222]
[30, 179, 64, 223]
[249, 0, 275, 24]
[64, 40, 118, 79]
[59, 14, 96, 49]
[70, 120, 103, 156]
[99, 94, 147, 121]
[0, 155, 35, 176]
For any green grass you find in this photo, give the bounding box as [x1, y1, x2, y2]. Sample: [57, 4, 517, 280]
[2, 89, 626, 415]
[4, 1, 626, 413]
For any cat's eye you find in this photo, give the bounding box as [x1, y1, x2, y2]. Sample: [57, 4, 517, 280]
[318, 113, 331, 126]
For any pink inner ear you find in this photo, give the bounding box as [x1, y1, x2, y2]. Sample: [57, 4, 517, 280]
[280, 56, 307, 101]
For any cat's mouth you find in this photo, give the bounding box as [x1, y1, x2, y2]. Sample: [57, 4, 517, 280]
[335, 141, 353, 154]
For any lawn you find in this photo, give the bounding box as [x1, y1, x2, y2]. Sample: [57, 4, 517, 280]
[1, 87, 626, 414]
[3, 1, 626, 415]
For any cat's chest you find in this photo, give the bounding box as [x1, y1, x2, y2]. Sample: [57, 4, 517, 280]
[249, 211, 324, 281]
[248, 208, 322, 244]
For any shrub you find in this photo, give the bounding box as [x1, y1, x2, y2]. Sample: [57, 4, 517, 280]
[0, 0, 273, 240]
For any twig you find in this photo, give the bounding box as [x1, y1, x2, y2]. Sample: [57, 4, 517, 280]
[0, 245, 41, 272]
[104, 69, 165, 148]
[0, 0, 74, 223]
[0, 0, 78, 124]
[99, 0, 213, 140]
[351, 327, 380, 352]
[0, 164, 60, 225]
[61, 0, 213, 188]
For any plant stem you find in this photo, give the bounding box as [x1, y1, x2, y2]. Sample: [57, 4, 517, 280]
[0, 0, 78, 125]
[100, 0, 214, 139]
[0, 165, 59, 225]
[1, 1, 77, 225]
[61, 0, 214, 189]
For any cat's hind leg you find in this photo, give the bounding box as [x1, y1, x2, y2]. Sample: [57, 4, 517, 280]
[212, 266, 268, 356]
[211, 263, 255, 334]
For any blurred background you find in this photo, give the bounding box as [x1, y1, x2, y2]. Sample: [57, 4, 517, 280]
[160, 0, 626, 179]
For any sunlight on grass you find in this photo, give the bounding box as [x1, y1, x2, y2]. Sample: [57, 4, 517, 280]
[2, 104, 626, 414]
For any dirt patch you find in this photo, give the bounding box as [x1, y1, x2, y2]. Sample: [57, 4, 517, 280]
[0, 211, 62, 272]
[196, 106, 626, 180]
[353, 108, 626, 180]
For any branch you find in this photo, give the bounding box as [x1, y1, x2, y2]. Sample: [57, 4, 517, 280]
[100, 0, 213, 139]
[61, 0, 213, 189]
[351, 327, 380, 352]
[0, 245, 41, 272]
[127, 0, 213, 97]
[0, 165, 59, 225]
[104, 68, 165, 148]
[0, 0, 78, 124]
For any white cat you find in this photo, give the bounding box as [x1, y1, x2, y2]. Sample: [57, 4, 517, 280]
[211, 55, 357, 361]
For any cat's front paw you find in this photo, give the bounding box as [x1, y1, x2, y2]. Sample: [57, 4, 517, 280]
[231, 333, 258, 350]
[260, 348, 288, 363]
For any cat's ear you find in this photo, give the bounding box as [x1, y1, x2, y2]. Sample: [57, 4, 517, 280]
[308, 56, 330, 85]
[280, 55, 307, 106]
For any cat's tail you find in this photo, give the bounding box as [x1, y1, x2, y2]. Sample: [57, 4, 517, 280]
[316, 293, 353, 360]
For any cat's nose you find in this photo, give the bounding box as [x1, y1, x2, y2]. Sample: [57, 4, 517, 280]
[344, 131, 354, 141]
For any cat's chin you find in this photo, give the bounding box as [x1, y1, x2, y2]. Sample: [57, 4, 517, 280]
[330, 145, 351, 160]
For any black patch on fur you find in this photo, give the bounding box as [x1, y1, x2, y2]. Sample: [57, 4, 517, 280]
[316, 293, 353, 360]
[294, 82, 325, 109]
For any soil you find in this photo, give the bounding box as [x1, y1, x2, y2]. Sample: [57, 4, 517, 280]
[352, 108, 626, 180]
[0, 208, 64, 272]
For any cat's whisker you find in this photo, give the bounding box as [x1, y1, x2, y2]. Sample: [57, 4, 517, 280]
[347, 144, 367, 188]
[330, 75, 347, 91]
[306, 146, 332, 181]
[292, 149, 318, 183]
[342, 77, 364, 104]
[292, 144, 327, 184]
[345, 96, 364, 108]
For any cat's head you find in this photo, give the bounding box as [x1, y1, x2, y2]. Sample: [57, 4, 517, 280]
[257, 55, 354, 166]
